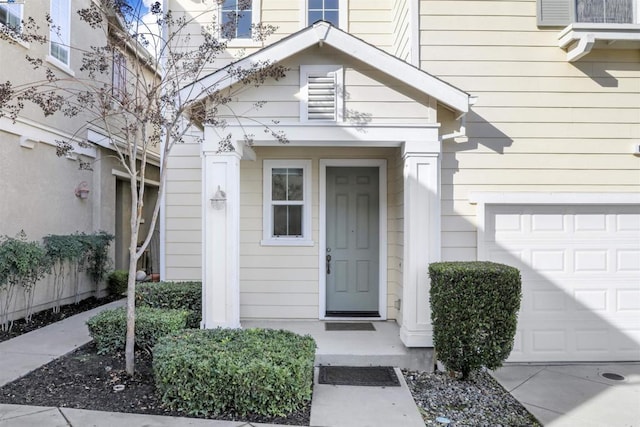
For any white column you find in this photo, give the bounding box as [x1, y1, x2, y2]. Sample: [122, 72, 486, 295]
[400, 141, 441, 347]
[201, 140, 242, 329]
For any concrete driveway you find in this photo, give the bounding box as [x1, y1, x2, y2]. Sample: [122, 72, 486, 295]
[491, 363, 640, 426]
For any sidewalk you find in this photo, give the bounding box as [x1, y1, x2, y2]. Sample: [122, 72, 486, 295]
[0, 302, 425, 427]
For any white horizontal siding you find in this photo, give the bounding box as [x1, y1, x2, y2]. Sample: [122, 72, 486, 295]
[165, 143, 202, 281]
[239, 146, 400, 320]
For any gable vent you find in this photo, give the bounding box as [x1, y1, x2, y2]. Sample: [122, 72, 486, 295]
[307, 73, 337, 121]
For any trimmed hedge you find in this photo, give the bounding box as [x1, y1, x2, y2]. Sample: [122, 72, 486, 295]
[136, 281, 201, 328]
[153, 328, 316, 417]
[107, 270, 128, 295]
[429, 261, 522, 379]
[87, 306, 189, 354]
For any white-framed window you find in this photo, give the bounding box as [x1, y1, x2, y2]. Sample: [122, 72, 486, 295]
[50, 0, 71, 66]
[220, 0, 261, 40]
[112, 50, 127, 101]
[299, 65, 343, 122]
[303, 0, 347, 29]
[538, 0, 639, 25]
[308, 0, 339, 26]
[0, 2, 23, 33]
[262, 160, 313, 246]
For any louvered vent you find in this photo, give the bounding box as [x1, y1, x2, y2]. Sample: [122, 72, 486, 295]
[307, 73, 336, 121]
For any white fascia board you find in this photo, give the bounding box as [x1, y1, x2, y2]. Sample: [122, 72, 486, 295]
[1, 116, 97, 158]
[321, 28, 469, 114]
[469, 192, 640, 205]
[87, 128, 161, 165]
[180, 22, 469, 114]
[203, 123, 441, 148]
[180, 29, 321, 105]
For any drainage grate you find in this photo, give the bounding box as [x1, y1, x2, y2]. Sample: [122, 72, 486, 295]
[318, 366, 400, 387]
[325, 322, 375, 331]
[601, 372, 626, 381]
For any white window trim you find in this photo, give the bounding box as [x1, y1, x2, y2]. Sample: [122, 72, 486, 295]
[0, 2, 24, 37]
[301, 0, 348, 30]
[261, 159, 313, 246]
[218, 0, 262, 47]
[299, 64, 344, 123]
[50, 0, 71, 67]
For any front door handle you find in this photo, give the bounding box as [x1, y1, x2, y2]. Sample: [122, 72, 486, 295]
[326, 254, 332, 275]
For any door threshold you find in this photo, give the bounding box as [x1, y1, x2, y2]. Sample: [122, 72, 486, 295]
[325, 311, 381, 318]
[322, 316, 384, 321]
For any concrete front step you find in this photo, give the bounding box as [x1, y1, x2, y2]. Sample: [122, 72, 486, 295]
[242, 319, 435, 372]
[315, 348, 433, 371]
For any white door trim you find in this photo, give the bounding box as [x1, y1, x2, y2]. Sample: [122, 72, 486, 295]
[319, 159, 388, 320]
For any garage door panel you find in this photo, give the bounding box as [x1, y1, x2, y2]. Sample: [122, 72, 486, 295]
[616, 289, 640, 312]
[484, 204, 640, 362]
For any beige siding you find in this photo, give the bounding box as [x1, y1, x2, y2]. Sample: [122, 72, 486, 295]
[420, 0, 640, 261]
[391, 0, 411, 61]
[218, 48, 434, 126]
[239, 146, 401, 319]
[165, 143, 202, 281]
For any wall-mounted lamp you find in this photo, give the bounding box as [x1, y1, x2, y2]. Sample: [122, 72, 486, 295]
[210, 185, 227, 210]
[75, 181, 90, 199]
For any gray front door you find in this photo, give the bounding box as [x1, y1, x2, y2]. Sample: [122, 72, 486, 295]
[326, 167, 380, 316]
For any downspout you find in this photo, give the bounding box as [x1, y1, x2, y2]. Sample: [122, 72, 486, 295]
[440, 96, 477, 142]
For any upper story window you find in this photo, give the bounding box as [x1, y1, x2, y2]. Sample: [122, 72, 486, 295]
[0, 2, 22, 33]
[221, 0, 253, 39]
[538, 0, 639, 25]
[50, 0, 71, 66]
[576, 0, 635, 23]
[300, 65, 343, 122]
[308, 0, 339, 27]
[112, 51, 127, 101]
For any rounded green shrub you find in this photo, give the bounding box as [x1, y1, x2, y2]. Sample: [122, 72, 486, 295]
[429, 261, 522, 379]
[153, 328, 316, 417]
[136, 281, 201, 328]
[107, 269, 129, 295]
[87, 306, 189, 354]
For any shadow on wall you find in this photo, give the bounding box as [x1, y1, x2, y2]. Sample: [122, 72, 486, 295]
[436, 128, 639, 423]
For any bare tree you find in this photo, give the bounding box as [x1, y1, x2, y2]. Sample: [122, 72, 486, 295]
[0, 0, 286, 374]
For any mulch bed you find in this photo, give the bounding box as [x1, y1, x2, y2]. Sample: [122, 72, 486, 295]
[0, 342, 311, 425]
[0, 295, 122, 343]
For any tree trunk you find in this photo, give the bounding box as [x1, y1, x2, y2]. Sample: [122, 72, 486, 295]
[125, 246, 137, 375]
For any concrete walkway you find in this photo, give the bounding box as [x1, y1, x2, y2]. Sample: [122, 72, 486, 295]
[2, 303, 639, 426]
[491, 363, 640, 427]
[0, 302, 424, 427]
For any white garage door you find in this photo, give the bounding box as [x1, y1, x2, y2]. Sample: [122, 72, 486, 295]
[483, 204, 640, 362]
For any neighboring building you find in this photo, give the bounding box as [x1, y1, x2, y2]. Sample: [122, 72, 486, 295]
[162, 0, 640, 363]
[0, 0, 160, 320]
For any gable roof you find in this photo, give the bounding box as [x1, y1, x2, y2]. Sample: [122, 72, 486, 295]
[180, 21, 470, 115]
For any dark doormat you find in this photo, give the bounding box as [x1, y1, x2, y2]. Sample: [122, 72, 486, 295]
[318, 366, 400, 387]
[325, 322, 375, 331]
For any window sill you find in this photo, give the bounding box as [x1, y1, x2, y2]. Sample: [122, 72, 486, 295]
[224, 38, 263, 48]
[558, 23, 640, 61]
[260, 238, 315, 247]
[46, 55, 75, 77]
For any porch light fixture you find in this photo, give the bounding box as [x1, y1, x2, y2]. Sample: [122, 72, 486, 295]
[74, 181, 90, 199]
[210, 185, 227, 210]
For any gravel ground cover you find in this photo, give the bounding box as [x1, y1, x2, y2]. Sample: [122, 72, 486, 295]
[403, 369, 541, 426]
